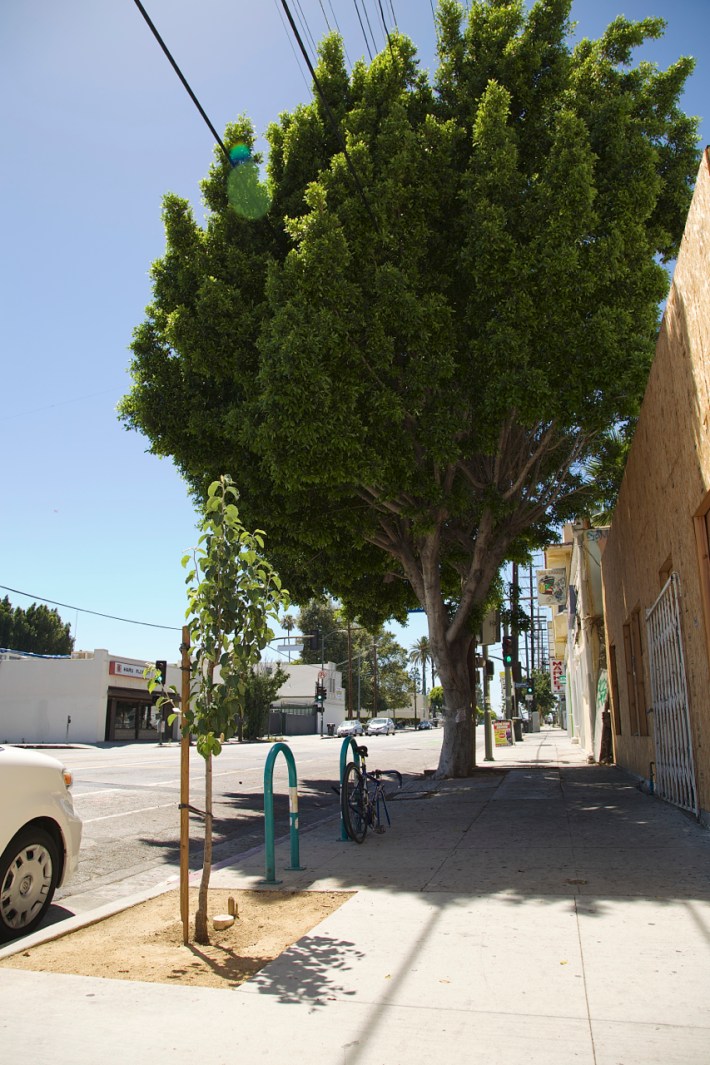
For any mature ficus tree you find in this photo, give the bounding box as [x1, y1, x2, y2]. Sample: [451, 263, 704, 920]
[121, 0, 698, 777]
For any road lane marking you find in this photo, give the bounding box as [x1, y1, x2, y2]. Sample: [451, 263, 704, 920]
[82, 802, 176, 824]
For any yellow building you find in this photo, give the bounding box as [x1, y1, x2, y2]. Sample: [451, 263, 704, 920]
[602, 150, 710, 825]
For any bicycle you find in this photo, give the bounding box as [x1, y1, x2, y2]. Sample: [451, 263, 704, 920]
[341, 744, 403, 843]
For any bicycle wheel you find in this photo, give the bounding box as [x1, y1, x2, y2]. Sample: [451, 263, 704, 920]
[341, 762, 368, 843]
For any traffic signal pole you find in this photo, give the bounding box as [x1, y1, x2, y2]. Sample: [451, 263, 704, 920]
[503, 625, 513, 720]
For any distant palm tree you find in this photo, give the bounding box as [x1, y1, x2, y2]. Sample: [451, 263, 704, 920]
[409, 636, 432, 698]
[281, 614, 296, 661]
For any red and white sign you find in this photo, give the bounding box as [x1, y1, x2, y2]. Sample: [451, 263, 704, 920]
[109, 661, 148, 680]
[550, 659, 565, 693]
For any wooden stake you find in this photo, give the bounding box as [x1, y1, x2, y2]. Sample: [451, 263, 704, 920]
[180, 625, 191, 945]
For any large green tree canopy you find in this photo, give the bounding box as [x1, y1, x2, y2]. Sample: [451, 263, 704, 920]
[120, 0, 698, 776]
[0, 596, 74, 656]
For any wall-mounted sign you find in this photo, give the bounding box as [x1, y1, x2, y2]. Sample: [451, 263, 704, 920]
[550, 659, 565, 692]
[109, 661, 148, 680]
[536, 568, 567, 607]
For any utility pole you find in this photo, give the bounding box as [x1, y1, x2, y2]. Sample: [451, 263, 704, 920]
[529, 563, 536, 681]
[347, 621, 353, 719]
[512, 561, 520, 718]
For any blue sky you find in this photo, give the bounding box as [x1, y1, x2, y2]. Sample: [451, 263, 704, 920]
[1, 1, 707, 671]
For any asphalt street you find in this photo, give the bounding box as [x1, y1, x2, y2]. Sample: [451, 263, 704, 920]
[56, 728, 452, 907]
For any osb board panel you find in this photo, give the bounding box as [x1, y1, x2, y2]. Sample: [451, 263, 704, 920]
[603, 151, 710, 811]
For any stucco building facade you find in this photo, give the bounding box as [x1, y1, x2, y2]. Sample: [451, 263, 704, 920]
[0, 650, 345, 744]
[545, 524, 610, 762]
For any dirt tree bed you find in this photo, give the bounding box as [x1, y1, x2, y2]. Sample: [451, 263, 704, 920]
[0, 888, 352, 989]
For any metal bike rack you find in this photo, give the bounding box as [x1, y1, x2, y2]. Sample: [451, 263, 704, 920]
[338, 736, 362, 841]
[261, 742, 305, 884]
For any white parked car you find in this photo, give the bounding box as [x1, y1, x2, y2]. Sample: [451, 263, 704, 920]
[0, 746, 82, 942]
[336, 720, 364, 737]
[366, 717, 396, 736]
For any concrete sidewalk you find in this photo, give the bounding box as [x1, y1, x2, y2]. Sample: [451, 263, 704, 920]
[1, 728, 709, 1064]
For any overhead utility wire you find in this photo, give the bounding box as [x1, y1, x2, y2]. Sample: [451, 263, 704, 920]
[325, 0, 352, 66]
[318, 0, 332, 32]
[293, 0, 319, 59]
[278, 0, 380, 233]
[376, 0, 394, 51]
[273, 0, 312, 93]
[0, 585, 180, 632]
[352, 0, 374, 60]
[131, 0, 230, 165]
[359, 0, 380, 56]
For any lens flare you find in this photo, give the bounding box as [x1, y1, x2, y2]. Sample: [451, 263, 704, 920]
[227, 158, 271, 220]
[229, 142, 252, 166]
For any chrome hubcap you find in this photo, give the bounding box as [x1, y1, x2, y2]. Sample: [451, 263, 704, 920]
[1, 844, 53, 930]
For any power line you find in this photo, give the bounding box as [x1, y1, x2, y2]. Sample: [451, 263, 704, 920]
[131, 0, 230, 165]
[352, 0, 374, 61]
[326, 0, 352, 66]
[318, 0, 332, 32]
[360, 0, 380, 56]
[0, 585, 181, 632]
[278, 0, 381, 233]
[293, 0, 319, 59]
[272, 0, 313, 93]
[376, 0, 394, 52]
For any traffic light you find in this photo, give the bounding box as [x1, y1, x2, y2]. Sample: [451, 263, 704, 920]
[155, 659, 167, 685]
[485, 659, 494, 678]
[502, 636, 513, 666]
[314, 680, 326, 710]
[526, 678, 535, 695]
[308, 630, 322, 652]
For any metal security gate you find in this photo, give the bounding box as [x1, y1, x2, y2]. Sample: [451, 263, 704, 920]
[645, 573, 699, 817]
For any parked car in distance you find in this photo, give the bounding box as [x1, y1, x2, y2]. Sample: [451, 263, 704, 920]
[366, 717, 396, 736]
[416, 720, 433, 730]
[336, 719, 364, 738]
[0, 745, 82, 943]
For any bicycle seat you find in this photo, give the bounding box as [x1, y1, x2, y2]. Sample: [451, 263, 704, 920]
[355, 744, 368, 758]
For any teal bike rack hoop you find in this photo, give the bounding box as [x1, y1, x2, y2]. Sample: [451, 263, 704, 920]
[261, 742, 305, 884]
[339, 736, 362, 841]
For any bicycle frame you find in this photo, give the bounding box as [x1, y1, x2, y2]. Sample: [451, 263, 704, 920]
[340, 744, 402, 843]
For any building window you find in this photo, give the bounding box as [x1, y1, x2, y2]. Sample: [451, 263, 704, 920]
[622, 608, 649, 737]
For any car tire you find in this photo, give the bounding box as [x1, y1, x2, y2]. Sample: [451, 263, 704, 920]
[0, 827, 59, 943]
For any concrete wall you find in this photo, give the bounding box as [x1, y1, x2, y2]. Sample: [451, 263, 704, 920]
[602, 150, 710, 817]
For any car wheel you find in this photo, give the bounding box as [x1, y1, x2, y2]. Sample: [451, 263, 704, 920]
[0, 827, 59, 942]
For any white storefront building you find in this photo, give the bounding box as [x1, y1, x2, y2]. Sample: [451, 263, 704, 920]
[0, 649, 345, 744]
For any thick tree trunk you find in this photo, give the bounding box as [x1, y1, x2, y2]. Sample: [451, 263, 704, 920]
[194, 753, 213, 945]
[432, 634, 476, 778]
